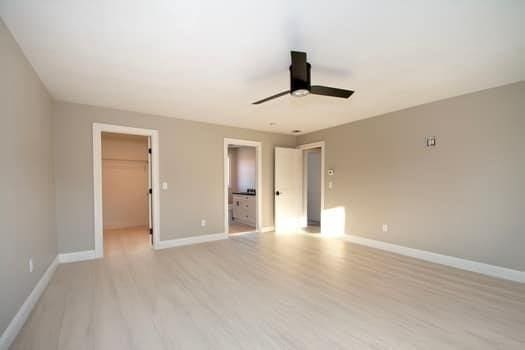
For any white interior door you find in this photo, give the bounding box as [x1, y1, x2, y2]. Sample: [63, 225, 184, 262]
[147, 136, 153, 244]
[274, 147, 303, 233]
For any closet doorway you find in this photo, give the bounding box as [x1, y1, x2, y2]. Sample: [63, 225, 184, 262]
[101, 133, 151, 253]
[93, 123, 160, 258]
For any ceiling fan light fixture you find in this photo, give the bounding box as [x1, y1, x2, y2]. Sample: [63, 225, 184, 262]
[251, 51, 353, 104]
[291, 89, 310, 97]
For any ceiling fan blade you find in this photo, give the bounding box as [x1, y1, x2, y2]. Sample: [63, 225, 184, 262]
[252, 90, 290, 105]
[291, 51, 308, 81]
[311, 85, 354, 99]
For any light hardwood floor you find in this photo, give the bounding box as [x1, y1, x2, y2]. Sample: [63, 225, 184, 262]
[228, 222, 256, 234]
[11, 228, 525, 349]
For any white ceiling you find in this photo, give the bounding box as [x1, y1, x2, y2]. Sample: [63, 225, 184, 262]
[1, 1, 524, 134]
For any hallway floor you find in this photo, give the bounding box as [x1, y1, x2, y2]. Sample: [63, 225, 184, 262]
[228, 222, 256, 234]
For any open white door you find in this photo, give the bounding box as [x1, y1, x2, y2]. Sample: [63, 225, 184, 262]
[147, 136, 153, 245]
[274, 147, 303, 233]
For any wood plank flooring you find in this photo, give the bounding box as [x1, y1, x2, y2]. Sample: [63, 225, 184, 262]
[228, 222, 256, 234]
[11, 228, 525, 349]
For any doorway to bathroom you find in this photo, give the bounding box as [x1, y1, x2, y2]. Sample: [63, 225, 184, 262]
[224, 138, 262, 235]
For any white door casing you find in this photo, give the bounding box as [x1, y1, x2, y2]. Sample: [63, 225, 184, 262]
[93, 123, 160, 257]
[274, 147, 303, 233]
[297, 141, 325, 234]
[223, 138, 262, 234]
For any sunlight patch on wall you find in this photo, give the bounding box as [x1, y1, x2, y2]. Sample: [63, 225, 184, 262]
[321, 206, 346, 237]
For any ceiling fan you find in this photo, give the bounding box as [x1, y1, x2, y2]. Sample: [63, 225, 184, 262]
[252, 51, 354, 105]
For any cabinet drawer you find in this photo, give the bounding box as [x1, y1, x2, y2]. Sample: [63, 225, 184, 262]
[233, 202, 245, 217]
[232, 195, 256, 225]
[234, 205, 247, 216]
[233, 197, 244, 205]
[246, 210, 256, 222]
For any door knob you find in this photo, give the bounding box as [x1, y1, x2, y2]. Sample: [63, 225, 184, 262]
[275, 191, 281, 196]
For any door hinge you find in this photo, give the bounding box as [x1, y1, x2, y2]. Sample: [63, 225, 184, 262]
[149, 188, 152, 194]
[148, 148, 152, 154]
[149, 228, 153, 235]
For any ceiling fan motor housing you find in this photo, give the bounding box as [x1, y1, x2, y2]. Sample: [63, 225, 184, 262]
[251, 51, 353, 104]
[290, 62, 311, 93]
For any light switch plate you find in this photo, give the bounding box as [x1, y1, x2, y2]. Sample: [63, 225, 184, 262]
[162, 182, 168, 190]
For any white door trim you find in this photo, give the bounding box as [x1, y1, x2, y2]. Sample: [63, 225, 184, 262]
[224, 138, 262, 234]
[297, 141, 325, 233]
[93, 123, 161, 257]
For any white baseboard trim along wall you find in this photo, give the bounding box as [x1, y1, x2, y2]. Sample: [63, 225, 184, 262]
[157, 232, 229, 250]
[260, 226, 275, 232]
[58, 250, 97, 263]
[0, 256, 59, 350]
[0, 231, 230, 348]
[345, 234, 525, 283]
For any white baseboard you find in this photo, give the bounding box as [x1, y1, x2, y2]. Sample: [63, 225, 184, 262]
[260, 226, 275, 233]
[157, 233, 228, 250]
[1, 232, 232, 348]
[345, 235, 524, 283]
[0, 256, 59, 350]
[58, 250, 97, 263]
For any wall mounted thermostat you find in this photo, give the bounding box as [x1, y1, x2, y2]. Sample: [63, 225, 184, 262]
[328, 169, 334, 176]
[426, 136, 437, 147]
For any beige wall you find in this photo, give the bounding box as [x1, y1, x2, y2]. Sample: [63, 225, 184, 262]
[50, 81, 525, 270]
[102, 133, 149, 229]
[53, 102, 296, 253]
[298, 82, 525, 270]
[236, 146, 256, 192]
[0, 20, 56, 334]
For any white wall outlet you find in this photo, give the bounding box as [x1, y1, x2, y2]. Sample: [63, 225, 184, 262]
[201, 219, 206, 227]
[382, 224, 388, 232]
[328, 181, 333, 189]
[162, 182, 168, 190]
[29, 258, 34, 273]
